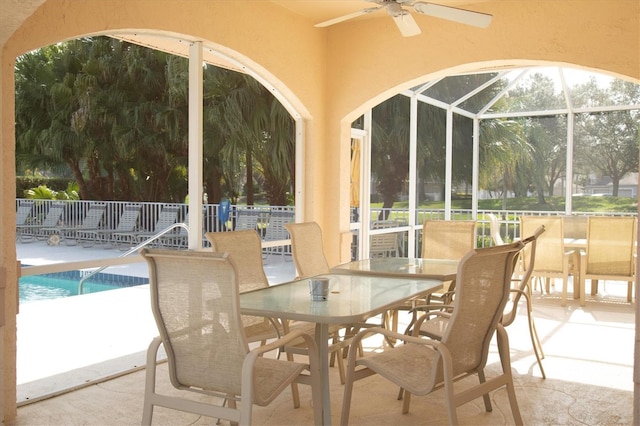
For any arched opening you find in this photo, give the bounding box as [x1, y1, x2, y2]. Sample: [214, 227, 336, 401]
[348, 64, 639, 262]
[15, 31, 309, 402]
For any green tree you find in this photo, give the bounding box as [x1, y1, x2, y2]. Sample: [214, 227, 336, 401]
[573, 79, 639, 196]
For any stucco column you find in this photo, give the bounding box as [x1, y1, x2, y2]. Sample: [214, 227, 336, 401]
[0, 50, 18, 423]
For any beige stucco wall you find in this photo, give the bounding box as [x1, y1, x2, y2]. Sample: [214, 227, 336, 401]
[1, 0, 639, 421]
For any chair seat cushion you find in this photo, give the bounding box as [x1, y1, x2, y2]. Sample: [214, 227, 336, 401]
[357, 343, 438, 395]
[253, 357, 308, 406]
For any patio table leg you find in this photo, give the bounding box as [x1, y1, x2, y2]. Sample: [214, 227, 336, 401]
[315, 322, 331, 425]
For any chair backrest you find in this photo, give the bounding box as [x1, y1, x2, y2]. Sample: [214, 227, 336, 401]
[16, 201, 34, 225]
[563, 215, 588, 239]
[149, 206, 180, 233]
[435, 241, 524, 382]
[114, 205, 142, 232]
[285, 222, 331, 278]
[487, 213, 504, 246]
[40, 203, 66, 227]
[141, 249, 248, 395]
[421, 220, 477, 260]
[264, 210, 294, 241]
[502, 225, 545, 327]
[78, 203, 106, 229]
[520, 216, 565, 273]
[234, 208, 262, 231]
[205, 229, 270, 292]
[585, 216, 636, 276]
[369, 233, 400, 258]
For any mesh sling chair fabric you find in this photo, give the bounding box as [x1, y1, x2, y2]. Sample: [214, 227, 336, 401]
[420, 219, 477, 304]
[395, 220, 477, 335]
[205, 229, 286, 344]
[140, 249, 321, 425]
[207, 228, 349, 386]
[284, 222, 331, 278]
[284, 221, 365, 383]
[340, 241, 525, 426]
[580, 216, 636, 305]
[520, 216, 575, 305]
[413, 225, 547, 379]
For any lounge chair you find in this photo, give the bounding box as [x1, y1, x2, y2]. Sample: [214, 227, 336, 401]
[262, 210, 294, 260]
[45, 203, 107, 247]
[82, 204, 142, 248]
[125, 205, 180, 248]
[16, 202, 66, 243]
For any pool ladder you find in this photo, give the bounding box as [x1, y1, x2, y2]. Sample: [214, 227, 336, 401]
[78, 222, 189, 294]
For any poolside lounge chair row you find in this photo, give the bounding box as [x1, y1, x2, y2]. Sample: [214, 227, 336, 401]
[15, 202, 295, 251]
[16, 203, 185, 249]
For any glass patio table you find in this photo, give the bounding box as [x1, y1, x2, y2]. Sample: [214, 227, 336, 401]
[330, 257, 459, 281]
[331, 257, 459, 340]
[240, 273, 442, 425]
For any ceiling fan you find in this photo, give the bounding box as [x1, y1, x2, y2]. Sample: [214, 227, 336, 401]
[314, 1, 492, 37]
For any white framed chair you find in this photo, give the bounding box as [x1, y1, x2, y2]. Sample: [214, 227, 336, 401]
[340, 242, 525, 425]
[140, 248, 321, 425]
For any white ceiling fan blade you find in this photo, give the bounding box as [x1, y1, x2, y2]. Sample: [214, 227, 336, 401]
[413, 2, 492, 28]
[315, 7, 383, 28]
[392, 12, 422, 37]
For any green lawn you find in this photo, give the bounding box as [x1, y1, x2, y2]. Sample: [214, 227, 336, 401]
[378, 195, 637, 213]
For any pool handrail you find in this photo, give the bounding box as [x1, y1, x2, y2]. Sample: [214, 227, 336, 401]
[77, 222, 190, 294]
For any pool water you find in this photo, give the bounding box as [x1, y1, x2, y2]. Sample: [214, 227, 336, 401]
[19, 270, 148, 303]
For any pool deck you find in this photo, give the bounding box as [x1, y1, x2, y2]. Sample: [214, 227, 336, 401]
[16, 239, 296, 404]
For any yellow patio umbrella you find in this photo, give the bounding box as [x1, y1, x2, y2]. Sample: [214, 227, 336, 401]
[350, 138, 361, 208]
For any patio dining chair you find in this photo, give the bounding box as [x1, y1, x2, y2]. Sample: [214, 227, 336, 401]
[394, 219, 477, 334]
[340, 241, 525, 425]
[520, 216, 576, 305]
[140, 249, 321, 425]
[285, 221, 367, 379]
[580, 216, 636, 305]
[207, 228, 350, 386]
[205, 230, 287, 344]
[284, 221, 330, 278]
[412, 225, 547, 379]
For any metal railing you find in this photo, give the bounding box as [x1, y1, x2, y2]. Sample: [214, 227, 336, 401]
[77, 222, 189, 294]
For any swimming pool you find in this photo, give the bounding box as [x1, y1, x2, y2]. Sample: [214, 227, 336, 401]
[19, 269, 148, 303]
